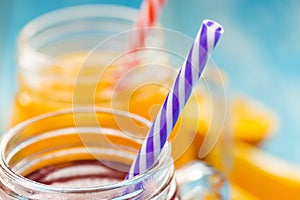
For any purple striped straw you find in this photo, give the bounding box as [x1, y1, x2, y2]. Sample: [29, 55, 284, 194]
[127, 19, 224, 179]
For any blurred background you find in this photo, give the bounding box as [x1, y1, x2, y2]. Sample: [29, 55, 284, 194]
[1, 0, 300, 167]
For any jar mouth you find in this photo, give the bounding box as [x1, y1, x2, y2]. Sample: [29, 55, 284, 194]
[16, 4, 170, 97]
[17, 4, 138, 71]
[0, 107, 173, 194]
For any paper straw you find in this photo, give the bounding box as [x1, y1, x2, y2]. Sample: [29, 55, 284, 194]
[131, 0, 166, 50]
[126, 19, 224, 179]
[115, 0, 166, 80]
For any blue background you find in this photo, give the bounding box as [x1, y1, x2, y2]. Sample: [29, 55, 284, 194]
[1, 0, 300, 164]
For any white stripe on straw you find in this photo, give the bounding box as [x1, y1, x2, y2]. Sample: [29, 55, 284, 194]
[127, 19, 224, 179]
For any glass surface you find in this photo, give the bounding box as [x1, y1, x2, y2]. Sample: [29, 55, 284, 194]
[0, 107, 228, 199]
[0, 108, 177, 199]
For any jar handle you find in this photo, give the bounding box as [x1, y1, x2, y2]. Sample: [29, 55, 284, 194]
[175, 161, 230, 199]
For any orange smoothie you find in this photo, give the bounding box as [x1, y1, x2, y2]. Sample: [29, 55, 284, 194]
[12, 51, 201, 167]
[12, 50, 277, 164]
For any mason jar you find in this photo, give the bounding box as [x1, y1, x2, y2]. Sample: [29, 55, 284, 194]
[0, 108, 228, 199]
[1, 107, 179, 199]
[12, 4, 173, 125]
[13, 4, 138, 124]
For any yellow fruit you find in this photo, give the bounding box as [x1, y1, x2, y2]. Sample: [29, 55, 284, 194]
[230, 183, 259, 200]
[206, 142, 300, 200]
[232, 96, 278, 144]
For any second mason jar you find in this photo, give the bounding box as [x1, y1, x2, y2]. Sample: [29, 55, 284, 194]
[14, 4, 170, 124]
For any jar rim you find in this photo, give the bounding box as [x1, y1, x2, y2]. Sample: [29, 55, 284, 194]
[0, 107, 173, 194]
[17, 4, 138, 70]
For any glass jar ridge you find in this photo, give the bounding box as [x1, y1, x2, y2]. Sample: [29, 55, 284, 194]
[0, 107, 177, 199]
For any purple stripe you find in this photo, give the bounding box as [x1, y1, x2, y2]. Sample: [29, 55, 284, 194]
[207, 21, 214, 26]
[171, 103, 179, 128]
[184, 49, 194, 102]
[199, 24, 208, 74]
[160, 100, 167, 149]
[185, 48, 193, 87]
[184, 53, 194, 102]
[145, 131, 155, 169]
[172, 79, 180, 127]
[200, 24, 208, 52]
[133, 154, 140, 176]
[214, 31, 221, 47]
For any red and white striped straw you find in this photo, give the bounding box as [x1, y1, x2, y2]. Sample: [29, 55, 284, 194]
[126, 19, 224, 179]
[131, 0, 166, 50]
[115, 0, 166, 81]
